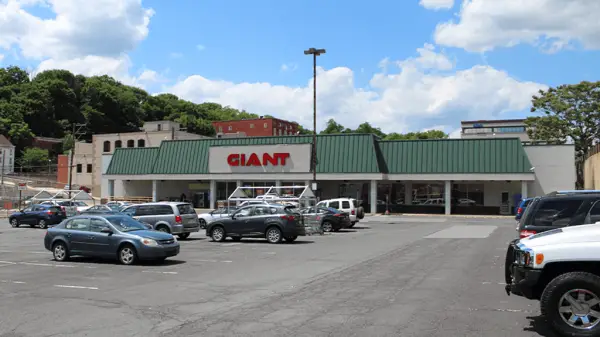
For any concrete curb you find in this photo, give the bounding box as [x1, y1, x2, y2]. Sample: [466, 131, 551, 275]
[370, 213, 513, 219]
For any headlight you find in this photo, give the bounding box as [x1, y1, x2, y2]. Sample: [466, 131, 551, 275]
[140, 238, 158, 246]
[172, 236, 177, 242]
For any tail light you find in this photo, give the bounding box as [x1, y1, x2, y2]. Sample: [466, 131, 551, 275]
[519, 230, 536, 238]
[175, 215, 182, 223]
[351, 210, 356, 215]
[517, 207, 523, 215]
[334, 213, 343, 217]
[280, 215, 295, 221]
[46, 211, 54, 215]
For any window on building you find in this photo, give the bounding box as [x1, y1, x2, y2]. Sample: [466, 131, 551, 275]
[463, 127, 493, 134]
[494, 126, 526, 133]
[278, 129, 282, 136]
[137, 139, 145, 147]
[228, 126, 232, 131]
[264, 123, 268, 128]
[127, 139, 134, 148]
[157, 124, 162, 131]
[218, 126, 223, 132]
[76, 164, 82, 173]
[452, 183, 484, 206]
[115, 140, 122, 148]
[86, 164, 92, 173]
[249, 123, 254, 128]
[103, 141, 111, 152]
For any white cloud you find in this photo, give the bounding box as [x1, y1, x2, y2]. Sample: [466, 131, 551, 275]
[0, 54, 4, 63]
[419, 0, 454, 10]
[196, 44, 205, 51]
[169, 52, 183, 59]
[280, 63, 298, 72]
[167, 44, 546, 133]
[0, 0, 154, 59]
[433, 0, 600, 52]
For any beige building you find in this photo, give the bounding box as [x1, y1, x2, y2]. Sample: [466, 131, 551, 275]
[62, 142, 94, 188]
[460, 119, 530, 141]
[90, 121, 209, 196]
[0, 135, 15, 175]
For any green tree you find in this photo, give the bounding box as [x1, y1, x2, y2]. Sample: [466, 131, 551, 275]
[354, 122, 386, 138]
[384, 130, 448, 140]
[320, 119, 346, 134]
[525, 81, 600, 188]
[19, 147, 49, 171]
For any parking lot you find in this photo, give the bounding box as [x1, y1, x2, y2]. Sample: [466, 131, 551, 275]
[0, 215, 555, 337]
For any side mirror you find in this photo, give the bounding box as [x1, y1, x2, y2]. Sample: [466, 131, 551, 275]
[100, 227, 113, 234]
[231, 214, 236, 219]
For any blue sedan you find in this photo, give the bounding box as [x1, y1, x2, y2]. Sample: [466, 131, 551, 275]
[44, 215, 180, 265]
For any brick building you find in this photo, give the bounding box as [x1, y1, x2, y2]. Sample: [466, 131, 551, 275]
[212, 117, 299, 137]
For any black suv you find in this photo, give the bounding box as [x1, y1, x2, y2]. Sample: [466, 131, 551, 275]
[516, 193, 600, 239]
[206, 204, 305, 244]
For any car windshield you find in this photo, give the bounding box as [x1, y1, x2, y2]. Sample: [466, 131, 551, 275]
[106, 216, 147, 232]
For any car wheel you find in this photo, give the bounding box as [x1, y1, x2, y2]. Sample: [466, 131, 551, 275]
[285, 236, 297, 243]
[541, 271, 600, 336]
[231, 236, 242, 242]
[357, 207, 365, 219]
[10, 218, 19, 228]
[266, 226, 282, 244]
[178, 233, 190, 240]
[156, 225, 170, 233]
[210, 226, 226, 242]
[322, 221, 333, 232]
[199, 219, 207, 228]
[118, 244, 138, 265]
[52, 242, 69, 262]
[38, 219, 47, 229]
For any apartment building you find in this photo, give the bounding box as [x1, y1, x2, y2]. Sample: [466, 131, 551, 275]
[460, 119, 530, 141]
[212, 117, 299, 137]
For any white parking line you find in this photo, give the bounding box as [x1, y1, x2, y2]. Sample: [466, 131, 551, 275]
[54, 285, 99, 290]
[0, 260, 94, 269]
[194, 259, 233, 263]
[0, 250, 49, 254]
[220, 243, 241, 247]
[0, 280, 26, 284]
[142, 270, 178, 275]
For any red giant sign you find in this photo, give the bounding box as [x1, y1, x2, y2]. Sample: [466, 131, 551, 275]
[227, 153, 291, 167]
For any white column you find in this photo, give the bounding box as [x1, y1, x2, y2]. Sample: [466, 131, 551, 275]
[209, 180, 216, 209]
[108, 180, 115, 200]
[404, 182, 412, 205]
[521, 181, 528, 199]
[370, 180, 377, 214]
[236, 180, 242, 206]
[275, 180, 282, 194]
[444, 180, 451, 215]
[152, 180, 157, 202]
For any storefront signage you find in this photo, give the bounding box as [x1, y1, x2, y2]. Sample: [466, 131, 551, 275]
[227, 153, 290, 167]
[208, 144, 311, 174]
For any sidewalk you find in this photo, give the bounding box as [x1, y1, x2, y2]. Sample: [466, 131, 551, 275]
[370, 213, 514, 219]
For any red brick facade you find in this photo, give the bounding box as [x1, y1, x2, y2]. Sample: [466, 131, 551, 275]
[57, 154, 69, 184]
[212, 118, 298, 137]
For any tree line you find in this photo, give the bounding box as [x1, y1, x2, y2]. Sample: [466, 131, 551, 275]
[1, 66, 596, 187]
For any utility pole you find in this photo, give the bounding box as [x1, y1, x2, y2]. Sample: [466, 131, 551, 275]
[303, 48, 326, 192]
[67, 123, 87, 199]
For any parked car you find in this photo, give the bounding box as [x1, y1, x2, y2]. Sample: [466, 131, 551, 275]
[516, 193, 600, 238]
[44, 215, 179, 265]
[198, 207, 239, 228]
[9, 204, 67, 229]
[40, 200, 91, 215]
[239, 200, 270, 207]
[316, 198, 364, 227]
[80, 205, 122, 215]
[120, 202, 200, 240]
[106, 201, 134, 210]
[505, 223, 600, 336]
[514, 197, 533, 221]
[206, 204, 305, 243]
[299, 206, 351, 232]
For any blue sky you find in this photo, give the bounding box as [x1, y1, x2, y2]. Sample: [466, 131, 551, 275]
[1, 0, 598, 135]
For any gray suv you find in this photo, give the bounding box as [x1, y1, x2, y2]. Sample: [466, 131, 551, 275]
[121, 202, 200, 239]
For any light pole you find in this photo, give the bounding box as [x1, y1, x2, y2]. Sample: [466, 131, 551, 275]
[303, 47, 326, 192]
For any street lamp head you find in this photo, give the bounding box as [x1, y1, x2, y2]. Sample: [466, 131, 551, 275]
[304, 48, 326, 56]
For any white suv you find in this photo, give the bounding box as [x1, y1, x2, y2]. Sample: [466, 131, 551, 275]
[506, 223, 600, 336]
[316, 198, 364, 227]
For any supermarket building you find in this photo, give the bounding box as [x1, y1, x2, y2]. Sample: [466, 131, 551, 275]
[102, 134, 575, 215]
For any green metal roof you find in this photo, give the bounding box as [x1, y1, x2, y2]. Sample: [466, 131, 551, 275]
[106, 147, 160, 175]
[106, 135, 534, 176]
[107, 134, 382, 175]
[380, 138, 533, 174]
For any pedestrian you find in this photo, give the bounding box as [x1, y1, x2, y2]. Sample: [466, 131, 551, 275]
[180, 193, 186, 202]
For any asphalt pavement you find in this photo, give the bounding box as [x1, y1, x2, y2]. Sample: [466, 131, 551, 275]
[0, 215, 555, 337]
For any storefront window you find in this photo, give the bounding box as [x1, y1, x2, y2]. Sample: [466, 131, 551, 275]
[282, 181, 305, 196]
[412, 183, 445, 205]
[216, 182, 237, 204]
[241, 181, 276, 197]
[377, 183, 406, 205]
[453, 183, 484, 206]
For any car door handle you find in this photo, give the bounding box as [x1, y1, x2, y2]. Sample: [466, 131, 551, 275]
[88, 236, 95, 240]
[66, 233, 71, 238]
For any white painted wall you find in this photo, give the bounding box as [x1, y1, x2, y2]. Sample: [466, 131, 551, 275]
[0, 145, 15, 174]
[113, 180, 152, 198]
[524, 145, 576, 196]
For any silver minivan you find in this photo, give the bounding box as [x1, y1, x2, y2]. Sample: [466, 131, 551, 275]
[121, 202, 200, 239]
